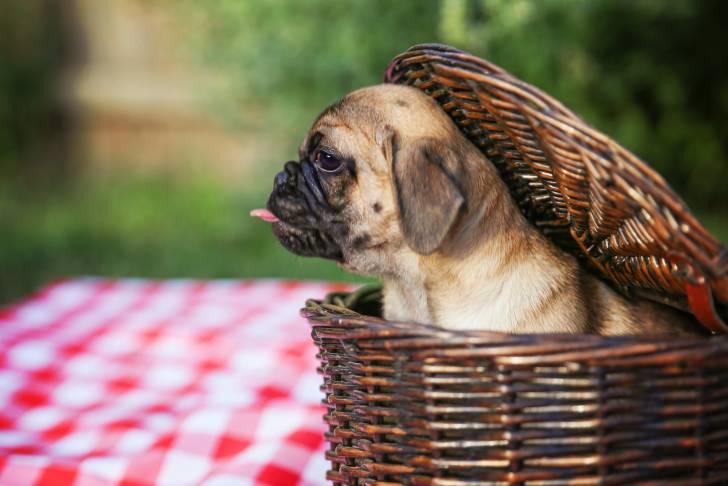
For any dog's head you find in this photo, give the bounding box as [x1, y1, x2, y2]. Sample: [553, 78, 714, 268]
[256, 84, 487, 276]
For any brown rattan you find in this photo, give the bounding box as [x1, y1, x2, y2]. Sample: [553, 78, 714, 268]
[305, 295, 728, 485]
[384, 44, 727, 330]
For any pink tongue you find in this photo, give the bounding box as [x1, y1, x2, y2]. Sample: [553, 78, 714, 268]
[250, 208, 279, 223]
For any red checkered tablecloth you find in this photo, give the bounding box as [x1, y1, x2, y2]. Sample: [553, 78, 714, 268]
[0, 278, 349, 486]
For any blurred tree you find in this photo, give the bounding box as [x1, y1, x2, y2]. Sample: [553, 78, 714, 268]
[0, 0, 80, 181]
[439, 0, 728, 212]
[178, 0, 727, 212]
[177, 0, 440, 132]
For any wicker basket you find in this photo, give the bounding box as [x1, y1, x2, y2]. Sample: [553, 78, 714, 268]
[305, 294, 728, 485]
[302, 45, 728, 484]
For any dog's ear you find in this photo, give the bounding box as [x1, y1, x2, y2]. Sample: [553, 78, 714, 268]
[390, 135, 465, 255]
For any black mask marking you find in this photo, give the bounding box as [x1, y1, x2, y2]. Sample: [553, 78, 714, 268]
[267, 160, 347, 261]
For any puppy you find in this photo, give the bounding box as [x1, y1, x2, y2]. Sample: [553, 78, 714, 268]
[253, 84, 700, 335]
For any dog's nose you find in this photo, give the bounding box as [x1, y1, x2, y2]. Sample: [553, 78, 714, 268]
[284, 161, 300, 176]
[274, 170, 288, 187]
[274, 161, 299, 188]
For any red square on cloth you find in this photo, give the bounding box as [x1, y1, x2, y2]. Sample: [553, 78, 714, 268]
[0, 279, 347, 485]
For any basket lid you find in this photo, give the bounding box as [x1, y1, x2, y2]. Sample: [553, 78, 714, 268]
[384, 44, 728, 333]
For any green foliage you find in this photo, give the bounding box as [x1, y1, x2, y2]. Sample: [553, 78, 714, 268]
[177, 0, 440, 129]
[180, 0, 728, 212]
[1, 0, 725, 302]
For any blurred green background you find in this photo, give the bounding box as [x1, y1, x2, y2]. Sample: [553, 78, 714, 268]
[1, 0, 726, 303]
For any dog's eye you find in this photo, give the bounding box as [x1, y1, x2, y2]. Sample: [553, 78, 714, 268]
[313, 149, 344, 173]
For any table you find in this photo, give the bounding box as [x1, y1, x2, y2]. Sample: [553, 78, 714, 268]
[0, 278, 348, 485]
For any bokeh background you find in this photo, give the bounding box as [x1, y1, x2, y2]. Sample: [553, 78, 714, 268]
[2, 0, 727, 303]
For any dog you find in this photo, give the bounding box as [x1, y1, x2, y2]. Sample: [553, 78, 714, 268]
[252, 84, 701, 335]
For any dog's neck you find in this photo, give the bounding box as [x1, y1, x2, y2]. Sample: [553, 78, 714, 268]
[382, 161, 586, 333]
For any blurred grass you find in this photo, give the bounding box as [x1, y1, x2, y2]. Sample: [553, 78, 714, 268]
[0, 172, 366, 303]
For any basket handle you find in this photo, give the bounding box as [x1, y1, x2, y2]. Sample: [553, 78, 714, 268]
[668, 252, 727, 333]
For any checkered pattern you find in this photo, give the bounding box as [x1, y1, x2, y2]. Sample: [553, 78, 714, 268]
[0, 278, 348, 485]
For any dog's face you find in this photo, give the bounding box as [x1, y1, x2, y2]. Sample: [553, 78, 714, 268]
[262, 84, 479, 277]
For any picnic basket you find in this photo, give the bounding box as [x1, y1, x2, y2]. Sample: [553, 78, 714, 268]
[303, 44, 728, 484]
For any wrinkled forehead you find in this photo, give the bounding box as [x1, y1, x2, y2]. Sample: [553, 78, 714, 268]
[299, 96, 383, 157]
[299, 84, 454, 157]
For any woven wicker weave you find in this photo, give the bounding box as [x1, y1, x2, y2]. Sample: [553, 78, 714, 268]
[305, 294, 728, 485]
[384, 44, 727, 332]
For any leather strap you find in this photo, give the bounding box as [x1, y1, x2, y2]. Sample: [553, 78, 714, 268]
[668, 253, 727, 334]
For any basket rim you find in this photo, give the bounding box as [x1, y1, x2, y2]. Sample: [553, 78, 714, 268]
[303, 300, 728, 369]
[303, 298, 720, 344]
